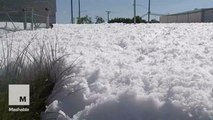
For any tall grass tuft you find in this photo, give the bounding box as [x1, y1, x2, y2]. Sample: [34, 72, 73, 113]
[0, 39, 75, 120]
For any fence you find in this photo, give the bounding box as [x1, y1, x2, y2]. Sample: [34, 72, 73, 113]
[0, 9, 50, 32]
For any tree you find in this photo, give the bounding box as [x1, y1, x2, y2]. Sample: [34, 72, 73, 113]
[95, 16, 105, 24]
[77, 15, 92, 24]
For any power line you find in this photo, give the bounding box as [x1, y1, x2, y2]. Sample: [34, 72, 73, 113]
[136, 4, 148, 10]
[142, 13, 148, 18]
[150, 12, 165, 16]
[140, 0, 163, 21]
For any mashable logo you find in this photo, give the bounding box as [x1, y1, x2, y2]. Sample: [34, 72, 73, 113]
[9, 85, 30, 106]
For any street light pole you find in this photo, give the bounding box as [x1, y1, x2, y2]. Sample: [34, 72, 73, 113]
[71, 0, 74, 24]
[133, 0, 136, 24]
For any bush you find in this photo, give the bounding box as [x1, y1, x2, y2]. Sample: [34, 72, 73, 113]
[109, 18, 133, 23]
[0, 39, 75, 120]
[109, 16, 147, 23]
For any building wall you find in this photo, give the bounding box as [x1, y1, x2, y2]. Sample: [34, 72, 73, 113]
[188, 12, 202, 22]
[160, 16, 168, 23]
[160, 15, 178, 23]
[167, 16, 176, 23]
[0, 0, 56, 23]
[160, 11, 204, 23]
[33, 0, 56, 23]
[177, 14, 188, 23]
[204, 9, 213, 22]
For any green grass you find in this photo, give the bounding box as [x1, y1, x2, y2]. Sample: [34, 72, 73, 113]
[0, 39, 75, 120]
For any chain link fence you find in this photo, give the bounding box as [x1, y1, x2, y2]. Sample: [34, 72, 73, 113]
[0, 9, 50, 33]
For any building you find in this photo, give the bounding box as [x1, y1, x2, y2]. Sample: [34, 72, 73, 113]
[160, 8, 213, 23]
[0, 0, 56, 24]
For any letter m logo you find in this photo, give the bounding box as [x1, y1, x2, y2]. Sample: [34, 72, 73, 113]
[20, 96, 27, 102]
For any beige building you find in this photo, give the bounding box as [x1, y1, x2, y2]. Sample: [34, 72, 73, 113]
[0, 0, 56, 23]
[160, 8, 213, 23]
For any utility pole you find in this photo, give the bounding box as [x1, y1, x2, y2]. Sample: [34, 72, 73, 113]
[106, 11, 111, 23]
[71, 0, 74, 24]
[148, 0, 151, 23]
[78, 0, 81, 23]
[133, 0, 136, 24]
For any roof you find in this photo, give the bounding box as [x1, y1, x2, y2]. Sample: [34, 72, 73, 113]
[162, 8, 213, 16]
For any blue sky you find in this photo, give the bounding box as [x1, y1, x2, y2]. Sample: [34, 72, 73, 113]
[56, 0, 213, 24]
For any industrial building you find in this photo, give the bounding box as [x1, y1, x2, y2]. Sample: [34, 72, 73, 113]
[0, 0, 56, 24]
[160, 8, 213, 23]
